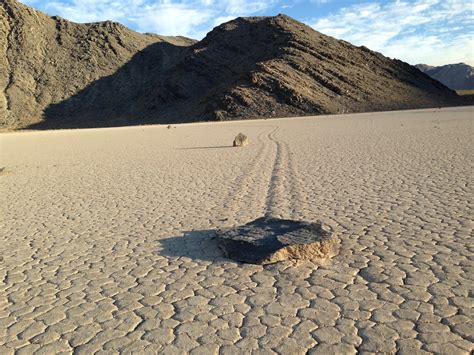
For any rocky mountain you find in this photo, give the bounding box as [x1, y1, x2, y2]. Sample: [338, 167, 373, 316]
[1, 0, 464, 130]
[0, 0, 193, 129]
[415, 63, 474, 90]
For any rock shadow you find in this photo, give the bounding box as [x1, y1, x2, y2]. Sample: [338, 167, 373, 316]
[158, 230, 227, 263]
[177, 145, 233, 150]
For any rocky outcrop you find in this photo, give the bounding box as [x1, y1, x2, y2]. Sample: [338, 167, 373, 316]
[215, 216, 339, 265]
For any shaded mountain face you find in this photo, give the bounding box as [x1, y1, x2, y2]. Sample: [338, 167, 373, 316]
[0, 0, 194, 129]
[415, 63, 474, 90]
[1, 0, 463, 129]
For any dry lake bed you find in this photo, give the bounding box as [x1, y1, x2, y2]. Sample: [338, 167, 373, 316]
[1, 107, 473, 354]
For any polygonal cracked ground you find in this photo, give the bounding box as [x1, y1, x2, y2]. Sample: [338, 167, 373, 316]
[215, 216, 339, 264]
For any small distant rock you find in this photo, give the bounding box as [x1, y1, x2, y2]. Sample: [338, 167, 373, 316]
[0, 167, 12, 176]
[167, 125, 172, 129]
[233, 133, 249, 147]
[215, 216, 339, 265]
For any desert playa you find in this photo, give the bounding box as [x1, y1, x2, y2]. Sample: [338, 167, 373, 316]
[1, 107, 473, 354]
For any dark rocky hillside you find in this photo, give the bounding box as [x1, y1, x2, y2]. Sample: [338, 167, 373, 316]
[0, 0, 193, 129]
[1, 0, 465, 130]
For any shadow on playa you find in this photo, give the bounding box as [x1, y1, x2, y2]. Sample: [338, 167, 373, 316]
[158, 230, 227, 263]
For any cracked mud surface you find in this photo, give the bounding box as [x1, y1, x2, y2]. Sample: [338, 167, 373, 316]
[1, 107, 473, 354]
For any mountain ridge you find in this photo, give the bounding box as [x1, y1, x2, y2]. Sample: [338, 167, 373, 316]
[1, 0, 465, 130]
[415, 63, 474, 90]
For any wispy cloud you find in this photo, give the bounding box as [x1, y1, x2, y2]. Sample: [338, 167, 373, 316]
[311, 0, 332, 4]
[30, 0, 276, 39]
[310, 0, 473, 65]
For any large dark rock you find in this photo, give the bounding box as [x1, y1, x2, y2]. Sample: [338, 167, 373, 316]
[215, 216, 339, 265]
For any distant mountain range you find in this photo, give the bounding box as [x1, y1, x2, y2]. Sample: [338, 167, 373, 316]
[415, 63, 474, 90]
[1, 0, 466, 130]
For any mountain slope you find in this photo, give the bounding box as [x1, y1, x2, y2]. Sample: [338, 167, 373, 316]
[415, 63, 474, 90]
[146, 16, 460, 122]
[0, 0, 194, 129]
[1, 0, 464, 129]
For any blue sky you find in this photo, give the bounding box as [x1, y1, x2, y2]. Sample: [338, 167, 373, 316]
[20, 0, 473, 66]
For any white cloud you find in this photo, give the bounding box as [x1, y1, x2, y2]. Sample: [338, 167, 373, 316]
[130, 4, 213, 38]
[25, 0, 276, 39]
[224, 0, 272, 14]
[310, 0, 474, 66]
[213, 15, 239, 26]
[382, 33, 473, 65]
[310, 0, 332, 4]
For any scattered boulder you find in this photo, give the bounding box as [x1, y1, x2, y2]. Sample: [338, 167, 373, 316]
[233, 133, 249, 147]
[215, 216, 339, 264]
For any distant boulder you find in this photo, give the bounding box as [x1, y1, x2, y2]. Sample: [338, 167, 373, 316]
[233, 133, 249, 147]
